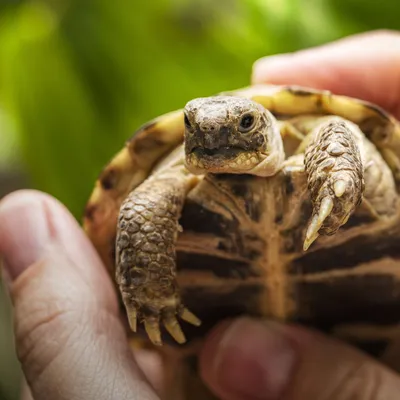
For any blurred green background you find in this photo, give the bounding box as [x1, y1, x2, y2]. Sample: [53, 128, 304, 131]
[0, 0, 399, 399]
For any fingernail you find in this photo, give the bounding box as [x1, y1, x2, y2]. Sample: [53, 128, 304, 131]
[213, 318, 297, 399]
[0, 191, 54, 280]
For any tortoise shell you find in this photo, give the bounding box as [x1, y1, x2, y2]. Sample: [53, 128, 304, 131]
[83, 84, 400, 374]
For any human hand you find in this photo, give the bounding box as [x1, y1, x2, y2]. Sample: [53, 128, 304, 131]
[197, 30, 400, 400]
[0, 191, 163, 400]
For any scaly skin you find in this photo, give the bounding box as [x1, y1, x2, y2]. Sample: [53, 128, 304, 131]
[116, 165, 200, 345]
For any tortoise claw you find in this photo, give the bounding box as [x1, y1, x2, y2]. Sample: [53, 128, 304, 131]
[180, 307, 201, 326]
[126, 307, 138, 332]
[303, 214, 320, 251]
[144, 317, 162, 347]
[161, 306, 202, 344]
[334, 179, 347, 197]
[163, 314, 186, 344]
[129, 305, 201, 346]
[161, 306, 201, 344]
[317, 196, 334, 225]
[304, 197, 334, 251]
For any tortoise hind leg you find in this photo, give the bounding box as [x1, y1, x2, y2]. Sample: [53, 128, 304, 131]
[116, 165, 201, 346]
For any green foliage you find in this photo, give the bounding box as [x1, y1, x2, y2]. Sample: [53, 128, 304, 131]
[0, 0, 398, 218]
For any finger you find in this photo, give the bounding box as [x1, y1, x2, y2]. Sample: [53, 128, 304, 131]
[0, 190, 158, 400]
[200, 317, 400, 400]
[252, 30, 400, 118]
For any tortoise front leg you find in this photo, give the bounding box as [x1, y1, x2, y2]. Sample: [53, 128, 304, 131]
[116, 165, 201, 346]
[302, 119, 365, 250]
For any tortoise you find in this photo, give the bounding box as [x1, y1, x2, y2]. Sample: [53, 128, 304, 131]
[83, 84, 400, 399]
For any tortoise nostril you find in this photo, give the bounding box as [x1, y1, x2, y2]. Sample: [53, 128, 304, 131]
[200, 122, 219, 132]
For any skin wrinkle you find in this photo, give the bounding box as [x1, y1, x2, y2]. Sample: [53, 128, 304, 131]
[38, 319, 88, 399]
[12, 255, 119, 372]
[72, 322, 121, 400]
[68, 320, 102, 396]
[325, 361, 388, 400]
[12, 266, 78, 369]
[87, 316, 119, 399]
[321, 359, 373, 400]
[69, 320, 118, 400]
[282, 326, 398, 400]
[22, 308, 101, 392]
[28, 305, 149, 400]
[25, 314, 85, 396]
[17, 308, 77, 382]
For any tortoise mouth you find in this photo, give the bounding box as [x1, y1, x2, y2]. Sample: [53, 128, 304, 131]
[185, 147, 261, 174]
[191, 146, 244, 159]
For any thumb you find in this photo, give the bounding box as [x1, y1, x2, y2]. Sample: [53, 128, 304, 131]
[200, 318, 400, 400]
[252, 30, 400, 119]
[0, 190, 158, 400]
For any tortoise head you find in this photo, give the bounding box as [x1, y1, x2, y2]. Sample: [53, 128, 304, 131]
[183, 96, 285, 176]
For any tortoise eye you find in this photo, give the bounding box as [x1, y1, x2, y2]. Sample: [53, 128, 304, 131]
[184, 113, 192, 129]
[239, 113, 255, 132]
